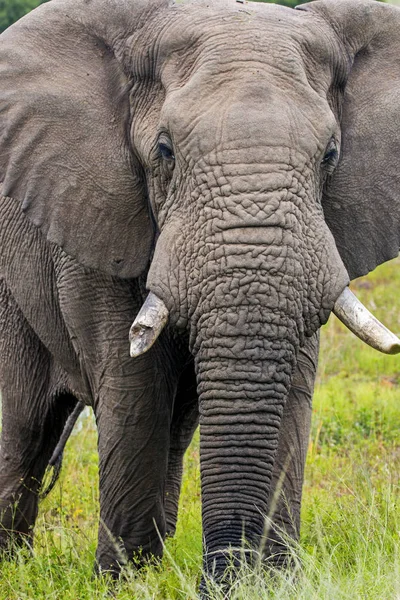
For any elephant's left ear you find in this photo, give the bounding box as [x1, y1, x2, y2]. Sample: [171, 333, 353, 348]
[302, 0, 400, 280]
[0, 0, 161, 278]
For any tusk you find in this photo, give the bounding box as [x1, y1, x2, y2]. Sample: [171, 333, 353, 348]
[129, 292, 169, 358]
[333, 287, 400, 355]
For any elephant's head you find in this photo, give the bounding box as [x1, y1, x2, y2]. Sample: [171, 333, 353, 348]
[1, 0, 400, 580]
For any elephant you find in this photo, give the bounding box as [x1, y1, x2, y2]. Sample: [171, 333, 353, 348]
[0, 0, 400, 592]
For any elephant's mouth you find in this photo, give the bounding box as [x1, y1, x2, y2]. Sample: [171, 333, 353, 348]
[129, 288, 400, 358]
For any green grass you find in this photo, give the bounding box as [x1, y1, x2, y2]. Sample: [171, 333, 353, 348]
[1, 259, 400, 598]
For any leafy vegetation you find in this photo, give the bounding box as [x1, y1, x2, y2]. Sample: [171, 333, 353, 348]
[0, 0, 48, 32]
[0, 257, 399, 598]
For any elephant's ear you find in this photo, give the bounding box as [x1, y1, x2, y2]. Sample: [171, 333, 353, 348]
[302, 0, 400, 280]
[0, 0, 159, 278]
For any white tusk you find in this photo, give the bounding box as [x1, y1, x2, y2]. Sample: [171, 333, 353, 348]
[333, 287, 400, 355]
[129, 292, 169, 358]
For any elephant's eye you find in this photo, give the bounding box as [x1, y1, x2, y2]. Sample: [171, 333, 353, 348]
[158, 134, 175, 164]
[321, 138, 339, 175]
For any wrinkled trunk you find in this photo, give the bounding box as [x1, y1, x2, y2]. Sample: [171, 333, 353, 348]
[195, 305, 297, 576]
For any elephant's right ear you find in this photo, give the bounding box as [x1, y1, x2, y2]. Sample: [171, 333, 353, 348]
[301, 0, 400, 281]
[0, 0, 161, 278]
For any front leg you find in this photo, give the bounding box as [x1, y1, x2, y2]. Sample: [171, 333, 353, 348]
[55, 262, 181, 573]
[0, 280, 78, 551]
[94, 346, 176, 574]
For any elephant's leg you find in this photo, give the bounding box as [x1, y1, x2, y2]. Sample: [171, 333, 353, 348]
[94, 349, 175, 575]
[264, 333, 319, 564]
[165, 360, 199, 536]
[0, 282, 77, 551]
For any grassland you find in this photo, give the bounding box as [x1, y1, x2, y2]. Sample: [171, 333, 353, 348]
[0, 259, 400, 599]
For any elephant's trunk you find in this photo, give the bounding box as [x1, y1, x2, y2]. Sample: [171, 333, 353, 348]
[194, 306, 296, 575]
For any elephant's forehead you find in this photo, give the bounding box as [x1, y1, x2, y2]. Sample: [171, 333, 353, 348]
[157, 2, 338, 98]
[154, 6, 338, 157]
[162, 79, 335, 168]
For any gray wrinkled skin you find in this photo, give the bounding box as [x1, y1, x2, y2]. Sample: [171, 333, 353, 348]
[0, 0, 399, 590]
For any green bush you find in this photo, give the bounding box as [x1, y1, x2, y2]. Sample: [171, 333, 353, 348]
[0, 0, 48, 33]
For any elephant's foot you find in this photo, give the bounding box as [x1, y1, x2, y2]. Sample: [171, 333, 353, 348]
[95, 531, 165, 579]
[0, 490, 38, 561]
[261, 515, 300, 569]
[0, 524, 34, 560]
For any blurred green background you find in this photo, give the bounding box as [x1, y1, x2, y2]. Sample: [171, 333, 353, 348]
[0, 0, 48, 32]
